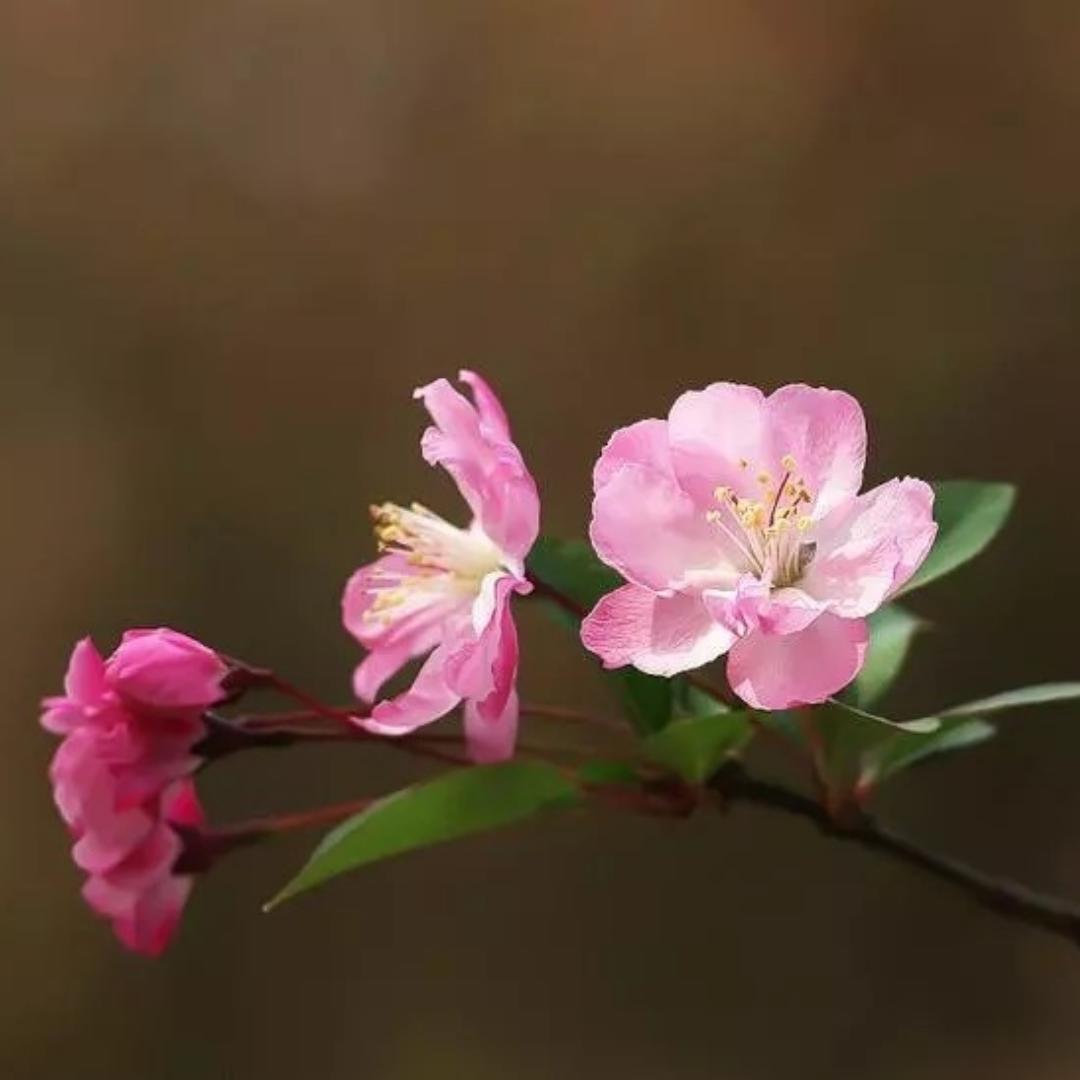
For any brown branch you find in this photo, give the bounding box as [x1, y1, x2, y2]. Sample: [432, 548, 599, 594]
[710, 762, 1080, 948]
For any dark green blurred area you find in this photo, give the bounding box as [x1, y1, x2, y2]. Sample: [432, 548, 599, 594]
[4, 2, 1080, 1077]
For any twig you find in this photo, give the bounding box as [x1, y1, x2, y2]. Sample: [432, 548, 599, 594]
[710, 762, 1080, 948]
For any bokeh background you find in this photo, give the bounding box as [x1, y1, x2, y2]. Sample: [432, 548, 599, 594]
[5, 2, 1080, 1077]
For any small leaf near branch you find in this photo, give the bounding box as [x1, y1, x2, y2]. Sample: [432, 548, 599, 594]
[848, 605, 926, 709]
[266, 762, 580, 909]
[643, 713, 754, 784]
[895, 481, 1016, 597]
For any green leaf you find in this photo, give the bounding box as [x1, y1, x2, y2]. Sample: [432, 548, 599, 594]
[577, 760, 640, 786]
[615, 670, 674, 735]
[527, 537, 674, 734]
[759, 709, 807, 744]
[942, 682, 1080, 718]
[895, 481, 1015, 597]
[848, 605, 925, 709]
[527, 536, 620, 608]
[675, 683, 731, 718]
[862, 717, 996, 788]
[266, 763, 580, 909]
[643, 712, 754, 784]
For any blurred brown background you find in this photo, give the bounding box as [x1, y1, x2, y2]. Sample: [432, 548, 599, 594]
[4, 2, 1080, 1077]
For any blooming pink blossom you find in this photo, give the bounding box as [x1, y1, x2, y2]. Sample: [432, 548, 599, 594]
[344, 371, 539, 762]
[581, 383, 937, 710]
[42, 631, 227, 954]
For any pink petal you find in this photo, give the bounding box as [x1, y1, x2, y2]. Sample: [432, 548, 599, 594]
[765, 385, 867, 519]
[64, 638, 108, 705]
[727, 612, 870, 710]
[589, 463, 735, 593]
[704, 577, 826, 637]
[352, 642, 423, 704]
[106, 629, 227, 714]
[459, 369, 511, 440]
[464, 689, 519, 765]
[362, 643, 462, 736]
[85, 869, 192, 957]
[414, 376, 539, 561]
[41, 699, 85, 735]
[762, 588, 830, 634]
[342, 554, 467, 701]
[444, 576, 521, 760]
[581, 584, 737, 678]
[100, 819, 183, 891]
[803, 478, 937, 616]
[50, 730, 117, 827]
[81, 874, 137, 933]
[343, 555, 462, 649]
[162, 779, 205, 829]
[667, 383, 769, 505]
[127, 875, 193, 957]
[72, 806, 157, 874]
[593, 418, 672, 490]
[110, 732, 202, 806]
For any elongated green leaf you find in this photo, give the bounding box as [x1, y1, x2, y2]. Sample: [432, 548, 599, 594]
[643, 712, 754, 784]
[942, 682, 1080, 718]
[862, 717, 995, 788]
[895, 481, 1015, 597]
[527, 537, 674, 734]
[825, 698, 940, 733]
[267, 763, 580, 909]
[848, 605, 925, 709]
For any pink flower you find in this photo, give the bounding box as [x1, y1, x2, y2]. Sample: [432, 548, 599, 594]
[581, 383, 937, 710]
[344, 371, 539, 762]
[42, 631, 227, 954]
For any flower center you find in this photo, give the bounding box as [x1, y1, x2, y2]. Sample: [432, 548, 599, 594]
[705, 455, 817, 588]
[363, 502, 506, 625]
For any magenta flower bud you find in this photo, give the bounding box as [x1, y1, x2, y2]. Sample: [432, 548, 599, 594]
[105, 628, 229, 715]
[42, 632, 220, 955]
